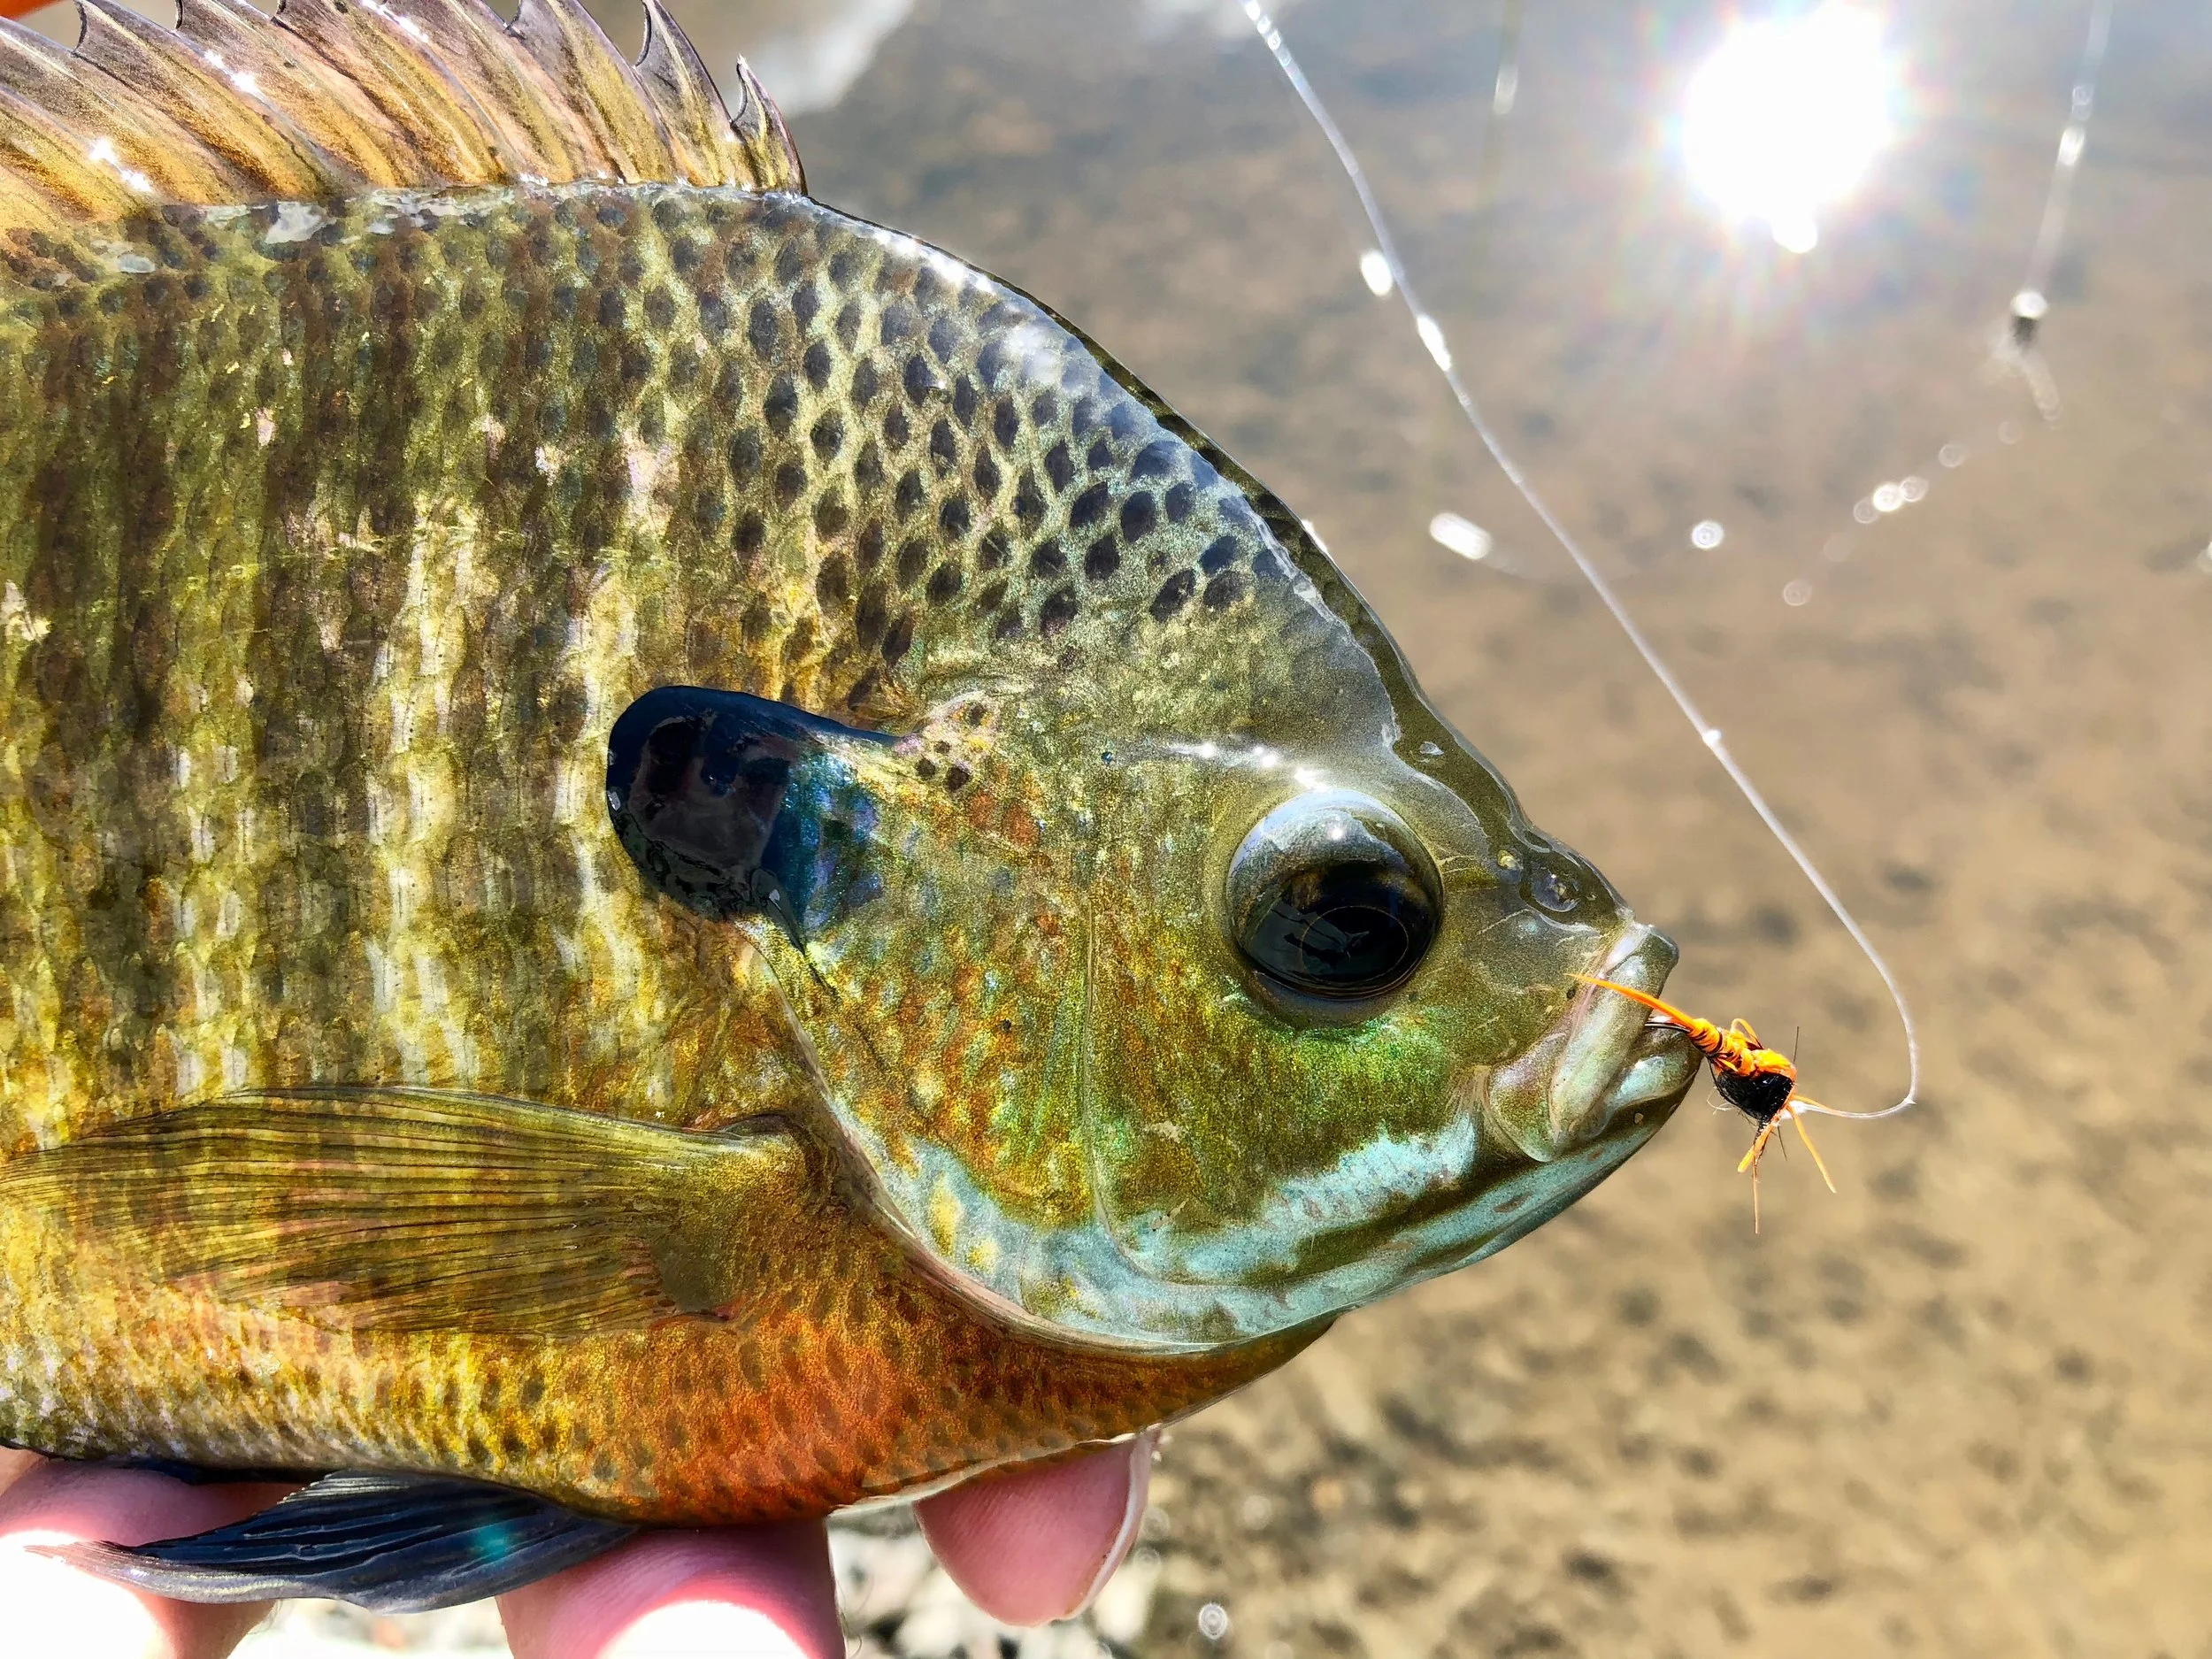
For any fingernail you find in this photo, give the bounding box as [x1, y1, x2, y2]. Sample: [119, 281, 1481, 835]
[1071, 1429, 1156, 1617]
[601, 1598, 812, 1658]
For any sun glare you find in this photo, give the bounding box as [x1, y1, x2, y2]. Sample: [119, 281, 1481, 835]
[1682, 6, 1893, 253]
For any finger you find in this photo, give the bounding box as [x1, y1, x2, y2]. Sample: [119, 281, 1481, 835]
[0, 1448, 39, 1494]
[916, 1430, 1155, 1626]
[0, 1460, 285, 1659]
[500, 1520, 842, 1659]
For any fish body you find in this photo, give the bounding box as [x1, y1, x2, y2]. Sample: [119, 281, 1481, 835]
[0, 0, 1698, 1601]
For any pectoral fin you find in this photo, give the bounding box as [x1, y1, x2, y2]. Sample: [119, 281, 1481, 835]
[45, 1471, 635, 1612]
[1, 1088, 808, 1338]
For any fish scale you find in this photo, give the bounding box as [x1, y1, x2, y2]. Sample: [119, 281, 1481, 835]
[0, 0, 1699, 1609]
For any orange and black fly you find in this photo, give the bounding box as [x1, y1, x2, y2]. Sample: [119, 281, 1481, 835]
[1576, 976, 1835, 1231]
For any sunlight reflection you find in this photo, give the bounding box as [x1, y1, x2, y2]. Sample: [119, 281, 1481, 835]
[1682, 5, 1893, 253]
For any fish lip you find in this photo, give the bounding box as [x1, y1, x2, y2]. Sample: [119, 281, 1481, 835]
[1482, 922, 1699, 1161]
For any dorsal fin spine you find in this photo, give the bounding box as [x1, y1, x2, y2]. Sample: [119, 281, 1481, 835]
[0, 0, 807, 245]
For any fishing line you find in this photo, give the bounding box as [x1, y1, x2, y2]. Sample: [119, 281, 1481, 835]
[1235, 0, 1922, 1121]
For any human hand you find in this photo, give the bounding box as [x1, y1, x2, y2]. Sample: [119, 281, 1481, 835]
[0, 1432, 1155, 1657]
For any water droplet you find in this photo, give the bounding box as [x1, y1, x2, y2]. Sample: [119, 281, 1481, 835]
[1414, 313, 1453, 372]
[1198, 1602, 1233, 1643]
[1428, 511, 1492, 561]
[1938, 442, 1967, 468]
[2011, 288, 2050, 323]
[1783, 580, 1812, 606]
[1870, 482, 1904, 513]
[1690, 519, 1725, 549]
[2196, 541, 2212, 575]
[1899, 475, 1929, 502]
[1821, 535, 1851, 562]
[1358, 249, 1393, 296]
[1853, 500, 1878, 524]
[1999, 419, 2023, 444]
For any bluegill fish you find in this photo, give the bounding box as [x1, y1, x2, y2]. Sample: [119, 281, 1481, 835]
[0, 0, 1699, 1610]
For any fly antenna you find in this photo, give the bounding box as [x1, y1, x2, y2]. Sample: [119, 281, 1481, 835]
[1237, 0, 1921, 1123]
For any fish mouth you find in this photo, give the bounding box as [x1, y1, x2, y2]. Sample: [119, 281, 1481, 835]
[1481, 923, 1701, 1164]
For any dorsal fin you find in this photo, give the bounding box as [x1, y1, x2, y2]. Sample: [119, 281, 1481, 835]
[0, 0, 803, 241]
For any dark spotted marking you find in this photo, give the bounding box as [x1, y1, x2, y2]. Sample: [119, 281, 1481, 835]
[879, 300, 919, 344]
[882, 611, 916, 665]
[856, 583, 890, 646]
[976, 579, 1010, 614]
[1149, 568, 1196, 622]
[854, 440, 885, 493]
[813, 492, 849, 537]
[938, 497, 972, 539]
[773, 462, 807, 509]
[903, 355, 944, 404]
[895, 537, 930, 588]
[1085, 438, 1111, 472]
[882, 404, 910, 448]
[1084, 535, 1119, 582]
[943, 764, 972, 792]
[926, 314, 959, 364]
[992, 399, 1020, 452]
[1131, 439, 1178, 480]
[1013, 473, 1046, 529]
[791, 282, 819, 332]
[895, 470, 926, 519]
[1043, 442, 1074, 493]
[810, 412, 844, 462]
[1200, 534, 1241, 574]
[1039, 586, 1079, 637]
[764, 374, 799, 436]
[747, 298, 779, 357]
[851, 358, 880, 406]
[979, 528, 1012, 571]
[1202, 570, 1252, 610]
[729, 428, 763, 483]
[1165, 482, 1194, 524]
[1029, 538, 1066, 579]
[1030, 391, 1058, 426]
[973, 454, 1000, 498]
[928, 419, 958, 472]
[856, 520, 886, 571]
[1069, 483, 1110, 530]
[1119, 494, 1157, 541]
[733, 511, 766, 557]
[803, 341, 833, 391]
[951, 376, 979, 429]
[926, 564, 964, 605]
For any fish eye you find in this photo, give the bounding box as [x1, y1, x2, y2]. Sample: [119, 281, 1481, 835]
[1226, 792, 1441, 1002]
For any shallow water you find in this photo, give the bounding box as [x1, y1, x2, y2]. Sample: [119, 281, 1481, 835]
[20, 0, 2205, 1651]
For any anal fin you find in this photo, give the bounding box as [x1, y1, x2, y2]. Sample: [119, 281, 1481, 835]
[43, 1471, 636, 1612]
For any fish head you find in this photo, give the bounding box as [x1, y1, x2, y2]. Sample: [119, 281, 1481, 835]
[1048, 506, 1701, 1345]
[682, 506, 1699, 1351]
[606, 273, 1699, 1350]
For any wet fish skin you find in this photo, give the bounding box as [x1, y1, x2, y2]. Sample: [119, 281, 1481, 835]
[0, 9, 1698, 1540]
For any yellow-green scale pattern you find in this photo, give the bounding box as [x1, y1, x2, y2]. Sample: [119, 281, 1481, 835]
[0, 179, 1355, 1509]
